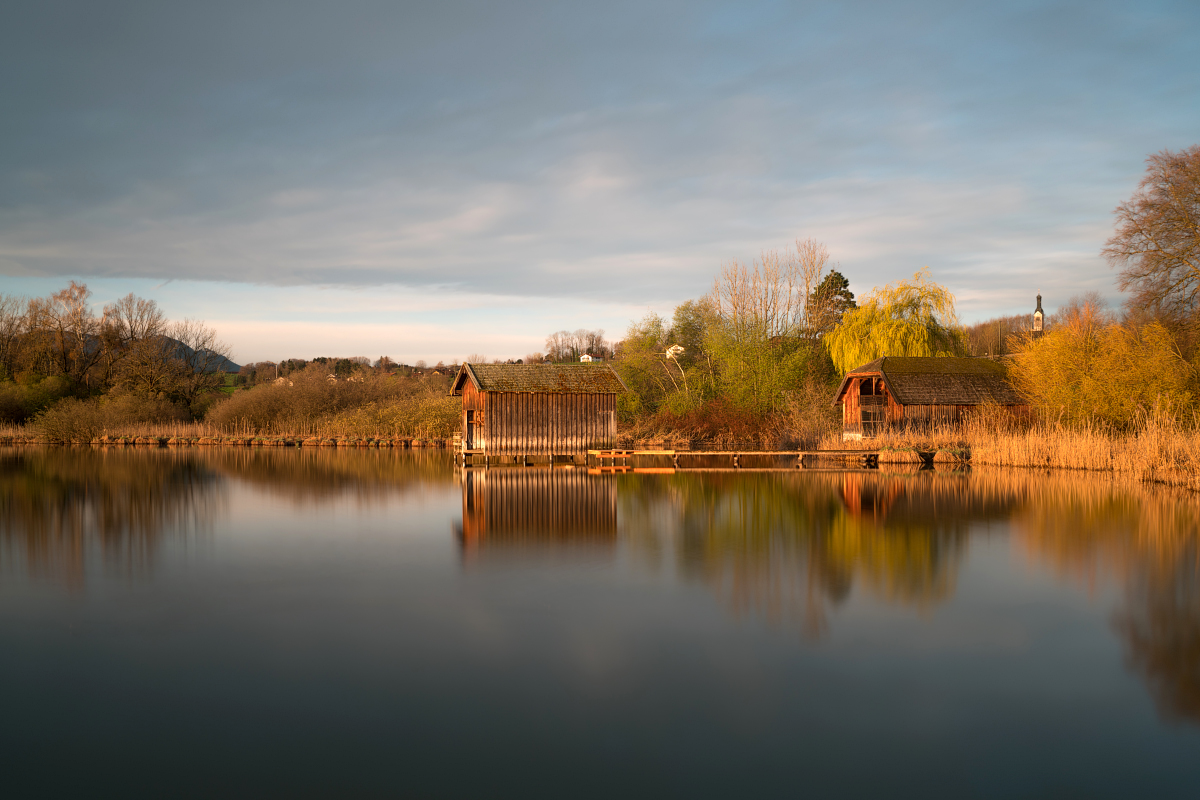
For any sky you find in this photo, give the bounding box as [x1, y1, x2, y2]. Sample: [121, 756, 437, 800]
[2, 0, 1198, 365]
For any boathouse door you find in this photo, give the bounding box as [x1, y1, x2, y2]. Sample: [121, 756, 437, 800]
[859, 377, 884, 437]
[465, 410, 476, 449]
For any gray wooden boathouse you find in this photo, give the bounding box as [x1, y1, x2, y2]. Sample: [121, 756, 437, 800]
[834, 356, 1027, 439]
[451, 363, 626, 459]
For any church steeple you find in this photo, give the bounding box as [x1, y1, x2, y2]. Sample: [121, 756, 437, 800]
[1033, 294, 1044, 335]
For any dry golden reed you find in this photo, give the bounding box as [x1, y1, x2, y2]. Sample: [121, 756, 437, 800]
[826, 408, 1200, 491]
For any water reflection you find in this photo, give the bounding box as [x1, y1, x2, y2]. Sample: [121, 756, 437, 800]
[457, 468, 617, 561]
[3, 446, 1198, 729]
[0, 447, 221, 588]
[611, 467, 1200, 723]
[197, 446, 454, 504]
[0, 446, 458, 588]
[449, 465, 1200, 722]
[617, 470, 977, 636]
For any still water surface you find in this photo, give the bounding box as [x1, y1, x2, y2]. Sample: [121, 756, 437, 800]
[1, 447, 1198, 797]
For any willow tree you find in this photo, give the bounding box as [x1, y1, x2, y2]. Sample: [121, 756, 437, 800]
[825, 268, 964, 375]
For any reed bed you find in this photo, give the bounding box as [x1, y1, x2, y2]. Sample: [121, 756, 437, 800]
[826, 412, 1200, 491]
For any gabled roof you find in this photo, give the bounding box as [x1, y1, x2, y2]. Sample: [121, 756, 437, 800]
[834, 357, 1025, 406]
[451, 363, 628, 395]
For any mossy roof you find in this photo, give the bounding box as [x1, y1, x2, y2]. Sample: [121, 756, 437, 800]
[451, 363, 628, 395]
[834, 356, 1025, 406]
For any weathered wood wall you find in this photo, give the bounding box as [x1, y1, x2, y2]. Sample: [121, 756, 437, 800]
[899, 404, 971, 423]
[461, 381, 485, 412]
[467, 391, 616, 454]
[840, 374, 986, 434]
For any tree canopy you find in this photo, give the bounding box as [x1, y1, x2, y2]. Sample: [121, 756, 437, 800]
[808, 270, 856, 333]
[1008, 296, 1195, 428]
[824, 268, 964, 375]
[1104, 145, 1200, 327]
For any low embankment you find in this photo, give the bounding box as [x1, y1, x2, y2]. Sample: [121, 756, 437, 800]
[0, 430, 450, 448]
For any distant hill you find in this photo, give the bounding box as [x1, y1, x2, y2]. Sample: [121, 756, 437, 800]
[167, 338, 241, 373]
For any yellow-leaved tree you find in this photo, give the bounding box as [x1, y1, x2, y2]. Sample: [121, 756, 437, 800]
[824, 268, 965, 375]
[1008, 299, 1196, 428]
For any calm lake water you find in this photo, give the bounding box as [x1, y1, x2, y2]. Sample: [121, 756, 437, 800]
[1, 447, 1198, 798]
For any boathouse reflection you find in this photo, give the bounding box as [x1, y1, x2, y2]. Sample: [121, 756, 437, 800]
[456, 468, 617, 560]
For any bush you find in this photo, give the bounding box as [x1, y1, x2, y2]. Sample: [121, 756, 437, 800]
[205, 363, 460, 437]
[1009, 310, 1196, 429]
[0, 377, 74, 424]
[102, 392, 192, 425]
[32, 392, 191, 442]
[34, 397, 106, 443]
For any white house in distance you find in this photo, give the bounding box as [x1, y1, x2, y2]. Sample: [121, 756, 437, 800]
[579, 354, 595, 363]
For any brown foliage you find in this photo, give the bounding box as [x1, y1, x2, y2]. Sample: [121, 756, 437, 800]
[205, 364, 459, 438]
[1104, 144, 1200, 327]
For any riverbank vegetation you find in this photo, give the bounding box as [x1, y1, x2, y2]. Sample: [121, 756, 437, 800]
[0, 282, 234, 431]
[206, 362, 459, 439]
[0, 283, 462, 442]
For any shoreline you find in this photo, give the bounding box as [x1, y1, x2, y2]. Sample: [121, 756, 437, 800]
[2, 432, 1196, 491]
[0, 435, 451, 448]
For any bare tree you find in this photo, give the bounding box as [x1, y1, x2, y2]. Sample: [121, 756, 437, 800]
[544, 331, 570, 362]
[0, 293, 24, 380]
[25, 282, 106, 386]
[171, 318, 234, 407]
[1104, 145, 1200, 327]
[710, 238, 829, 341]
[105, 293, 167, 344]
[117, 334, 190, 399]
[99, 293, 167, 384]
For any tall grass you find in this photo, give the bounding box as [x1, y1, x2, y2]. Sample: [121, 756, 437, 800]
[827, 408, 1200, 491]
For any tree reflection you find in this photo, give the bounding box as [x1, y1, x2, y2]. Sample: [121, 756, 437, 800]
[200, 447, 455, 505]
[1002, 470, 1200, 725]
[0, 447, 221, 588]
[619, 471, 982, 636]
[0, 446, 457, 588]
[619, 464, 1200, 727]
[1115, 545, 1200, 723]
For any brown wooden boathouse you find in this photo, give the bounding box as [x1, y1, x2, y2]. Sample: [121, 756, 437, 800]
[451, 363, 626, 456]
[833, 356, 1027, 439]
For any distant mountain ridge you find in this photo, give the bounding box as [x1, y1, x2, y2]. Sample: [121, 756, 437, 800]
[164, 338, 241, 373]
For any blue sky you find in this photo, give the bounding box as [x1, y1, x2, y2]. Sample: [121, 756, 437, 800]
[2, 0, 1198, 364]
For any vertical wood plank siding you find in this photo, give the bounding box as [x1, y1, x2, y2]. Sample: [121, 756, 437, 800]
[475, 391, 616, 453]
[840, 373, 977, 433]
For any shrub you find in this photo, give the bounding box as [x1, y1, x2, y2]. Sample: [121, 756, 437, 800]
[205, 363, 460, 437]
[0, 377, 75, 424]
[32, 391, 191, 442]
[1009, 310, 1196, 429]
[35, 397, 106, 443]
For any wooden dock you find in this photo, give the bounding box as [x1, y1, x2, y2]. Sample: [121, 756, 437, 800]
[456, 448, 884, 469]
[587, 448, 880, 469]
